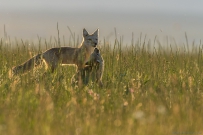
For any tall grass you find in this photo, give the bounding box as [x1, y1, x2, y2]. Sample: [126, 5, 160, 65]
[0, 33, 203, 135]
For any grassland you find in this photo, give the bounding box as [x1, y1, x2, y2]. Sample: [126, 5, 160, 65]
[0, 34, 203, 135]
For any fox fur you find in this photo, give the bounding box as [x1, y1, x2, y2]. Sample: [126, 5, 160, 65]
[71, 48, 104, 87]
[9, 28, 99, 77]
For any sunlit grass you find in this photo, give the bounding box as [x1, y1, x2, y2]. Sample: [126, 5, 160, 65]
[0, 34, 203, 135]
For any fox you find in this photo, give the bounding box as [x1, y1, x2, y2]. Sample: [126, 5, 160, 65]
[71, 48, 104, 87]
[9, 28, 99, 77]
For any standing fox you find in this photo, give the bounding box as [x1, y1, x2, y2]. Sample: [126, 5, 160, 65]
[9, 28, 99, 77]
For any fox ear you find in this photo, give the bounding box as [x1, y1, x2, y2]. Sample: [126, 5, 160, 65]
[83, 28, 89, 37]
[93, 29, 99, 36]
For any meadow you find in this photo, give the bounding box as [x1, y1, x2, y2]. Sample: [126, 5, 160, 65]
[0, 32, 203, 135]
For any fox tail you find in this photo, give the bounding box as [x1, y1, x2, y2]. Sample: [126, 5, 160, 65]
[9, 54, 43, 78]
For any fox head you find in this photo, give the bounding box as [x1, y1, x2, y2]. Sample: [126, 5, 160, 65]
[83, 28, 99, 47]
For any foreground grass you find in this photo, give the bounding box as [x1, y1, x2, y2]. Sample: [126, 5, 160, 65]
[0, 37, 203, 135]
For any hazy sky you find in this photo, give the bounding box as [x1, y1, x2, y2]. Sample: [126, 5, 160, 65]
[1, 0, 203, 13]
[1, 0, 203, 45]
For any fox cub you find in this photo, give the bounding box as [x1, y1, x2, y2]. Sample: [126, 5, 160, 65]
[10, 28, 99, 77]
[71, 48, 104, 87]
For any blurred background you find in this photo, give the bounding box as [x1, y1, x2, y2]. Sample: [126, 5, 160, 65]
[0, 0, 203, 45]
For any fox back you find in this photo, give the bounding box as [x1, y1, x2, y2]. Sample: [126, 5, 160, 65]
[9, 28, 99, 77]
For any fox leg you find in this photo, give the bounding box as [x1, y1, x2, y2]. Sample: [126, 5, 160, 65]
[97, 80, 103, 87]
[49, 61, 58, 73]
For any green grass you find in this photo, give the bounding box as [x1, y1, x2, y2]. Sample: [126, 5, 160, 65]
[0, 35, 203, 135]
